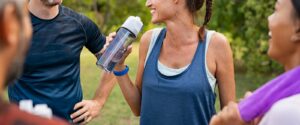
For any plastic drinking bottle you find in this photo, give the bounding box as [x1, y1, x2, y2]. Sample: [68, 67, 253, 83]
[97, 16, 143, 72]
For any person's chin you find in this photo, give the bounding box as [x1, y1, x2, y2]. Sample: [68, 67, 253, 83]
[52, 0, 63, 4]
[267, 39, 272, 56]
[267, 47, 279, 62]
[151, 18, 162, 24]
[267, 48, 272, 58]
[45, 0, 62, 7]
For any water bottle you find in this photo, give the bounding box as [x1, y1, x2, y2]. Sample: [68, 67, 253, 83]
[97, 16, 143, 72]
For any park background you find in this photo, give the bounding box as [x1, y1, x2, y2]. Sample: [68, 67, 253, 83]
[8, 0, 283, 125]
[64, 0, 281, 124]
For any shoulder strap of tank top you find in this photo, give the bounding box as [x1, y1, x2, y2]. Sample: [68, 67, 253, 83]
[205, 30, 215, 56]
[144, 28, 163, 67]
[204, 30, 217, 92]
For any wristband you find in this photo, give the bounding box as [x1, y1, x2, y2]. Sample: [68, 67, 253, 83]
[113, 65, 129, 76]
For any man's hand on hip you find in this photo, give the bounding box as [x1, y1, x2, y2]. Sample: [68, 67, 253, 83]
[70, 100, 103, 125]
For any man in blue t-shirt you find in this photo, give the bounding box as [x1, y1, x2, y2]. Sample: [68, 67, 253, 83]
[8, 0, 116, 124]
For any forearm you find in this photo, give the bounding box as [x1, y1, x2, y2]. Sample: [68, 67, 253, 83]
[115, 74, 141, 116]
[92, 71, 116, 107]
[220, 91, 235, 109]
[217, 68, 236, 108]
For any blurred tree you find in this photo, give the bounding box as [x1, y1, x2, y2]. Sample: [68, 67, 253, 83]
[63, 0, 152, 33]
[63, 0, 282, 75]
[209, 0, 283, 75]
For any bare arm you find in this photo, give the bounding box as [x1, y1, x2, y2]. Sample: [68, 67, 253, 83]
[92, 72, 116, 108]
[114, 30, 153, 116]
[211, 33, 236, 108]
[92, 32, 119, 105]
[71, 34, 117, 124]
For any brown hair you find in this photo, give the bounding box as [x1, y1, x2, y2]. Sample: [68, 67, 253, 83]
[292, 0, 300, 18]
[186, 0, 213, 41]
[292, 0, 300, 33]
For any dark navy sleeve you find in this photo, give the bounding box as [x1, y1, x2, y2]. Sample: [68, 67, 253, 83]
[82, 18, 106, 54]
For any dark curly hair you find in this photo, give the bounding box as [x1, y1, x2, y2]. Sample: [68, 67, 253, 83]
[292, 0, 300, 17]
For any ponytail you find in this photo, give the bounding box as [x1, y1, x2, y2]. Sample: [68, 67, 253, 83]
[198, 0, 213, 41]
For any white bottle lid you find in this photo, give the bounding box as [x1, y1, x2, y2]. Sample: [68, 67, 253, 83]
[121, 16, 143, 38]
[33, 104, 53, 119]
[19, 100, 33, 113]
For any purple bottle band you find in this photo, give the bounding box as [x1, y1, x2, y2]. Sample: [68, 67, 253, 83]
[238, 66, 300, 122]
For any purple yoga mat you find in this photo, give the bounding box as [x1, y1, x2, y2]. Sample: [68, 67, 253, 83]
[238, 66, 300, 122]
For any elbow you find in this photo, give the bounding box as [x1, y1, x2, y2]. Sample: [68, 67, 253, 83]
[129, 98, 142, 116]
[133, 112, 140, 117]
[132, 108, 141, 116]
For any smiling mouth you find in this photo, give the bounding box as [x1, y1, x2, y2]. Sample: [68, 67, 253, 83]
[150, 10, 155, 14]
[149, 8, 156, 14]
[268, 32, 272, 39]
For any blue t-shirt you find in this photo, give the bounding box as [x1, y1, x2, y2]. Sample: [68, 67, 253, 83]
[8, 5, 106, 121]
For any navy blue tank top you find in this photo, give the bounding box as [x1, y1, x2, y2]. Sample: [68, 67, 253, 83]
[141, 28, 216, 125]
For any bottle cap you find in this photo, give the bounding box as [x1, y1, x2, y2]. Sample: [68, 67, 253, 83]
[121, 16, 143, 38]
[33, 104, 53, 119]
[19, 100, 33, 113]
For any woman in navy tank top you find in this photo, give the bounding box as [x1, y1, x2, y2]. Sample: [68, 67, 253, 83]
[113, 0, 235, 125]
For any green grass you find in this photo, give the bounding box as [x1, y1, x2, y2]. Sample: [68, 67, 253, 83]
[3, 43, 273, 125]
[80, 43, 140, 125]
